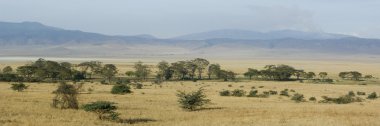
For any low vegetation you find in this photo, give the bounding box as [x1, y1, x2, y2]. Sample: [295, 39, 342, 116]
[176, 88, 210, 111]
[82, 101, 120, 121]
[51, 82, 79, 109]
[10, 82, 28, 92]
[111, 84, 132, 94]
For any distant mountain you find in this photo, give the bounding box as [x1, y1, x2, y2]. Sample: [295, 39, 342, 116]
[1, 21, 380, 58]
[174, 29, 352, 40]
[0, 21, 155, 45]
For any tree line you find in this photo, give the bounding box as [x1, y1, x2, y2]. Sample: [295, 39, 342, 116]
[0, 58, 373, 83]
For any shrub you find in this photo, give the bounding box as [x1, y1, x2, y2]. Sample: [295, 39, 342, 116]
[348, 91, 355, 97]
[290, 89, 295, 92]
[10, 82, 28, 92]
[256, 94, 269, 98]
[231, 89, 246, 97]
[357, 91, 366, 95]
[247, 90, 258, 97]
[135, 83, 143, 89]
[309, 97, 316, 101]
[320, 94, 363, 104]
[52, 82, 79, 109]
[263, 91, 270, 95]
[251, 86, 256, 89]
[291, 93, 305, 102]
[219, 90, 231, 96]
[269, 90, 278, 95]
[258, 86, 264, 88]
[228, 84, 232, 87]
[280, 90, 289, 97]
[367, 92, 378, 99]
[176, 88, 210, 111]
[100, 80, 108, 84]
[82, 101, 120, 121]
[111, 84, 131, 94]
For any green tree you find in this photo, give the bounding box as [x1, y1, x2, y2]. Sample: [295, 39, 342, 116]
[207, 64, 221, 79]
[133, 61, 150, 80]
[101, 64, 118, 83]
[192, 58, 209, 79]
[244, 68, 259, 80]
[185, 61, 197, 80]
[157, 61, 170, 80]
[319, 72, 328, 80]
[171, 61, 188, 80]
[16, 66, 36, 82]
[2, 66, 13, 74]
[305, 72, 316, 80]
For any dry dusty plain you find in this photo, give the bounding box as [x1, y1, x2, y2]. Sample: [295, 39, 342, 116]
[0, 57, 380, 126]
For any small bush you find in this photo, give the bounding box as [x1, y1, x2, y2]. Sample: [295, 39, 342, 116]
[231, 89, 246, 97]
[239, 85, 244, 88]
[219, 90, 231, 96]
[291, 93, 305, 102]
[52, 82, 79, 109]
[247, 90, 258, 97]
[228, 84, 232, 87]
[357, 91, 366, 95]
[176, 88, 210, 111]
[309, 97, 316, 101]
[280, 90, 289, 97]
[82, 101, 120, 121]
[263, 91, 270, 95]
[290, 89, 295, 92]
[111, 84, 132, 94]
[251, 86, 256, 89]
[135, 83, 143, 89]
[348, 91, 355, 97]
[320, 94, 363, 104]
[100, 80, 108, 84]
[367, 92, 378, 99]
[258, 86, 264, 88]
[11, 83, 28, 92]
[256, 94, 269, 98]
[269, 90, 278, 95]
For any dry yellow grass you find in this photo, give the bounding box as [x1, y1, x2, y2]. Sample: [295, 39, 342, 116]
[1, 58, 380, 126]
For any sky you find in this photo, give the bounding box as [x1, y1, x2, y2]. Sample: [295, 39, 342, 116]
[0, 0, 379, 38]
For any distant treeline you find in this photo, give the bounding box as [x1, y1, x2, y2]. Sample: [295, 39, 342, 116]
[0, 58, 373, 83]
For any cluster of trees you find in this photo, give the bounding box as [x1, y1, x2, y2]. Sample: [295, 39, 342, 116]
[243, 64, 332, 81]
[0, 58, 118, 83]
[125, 58, 236, 82]
[339, 71, 363, 81]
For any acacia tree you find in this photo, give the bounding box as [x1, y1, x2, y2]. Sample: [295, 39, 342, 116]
[16, 66, 36, 82]
[185, 61, 197, 80]
[192, 58, 209, 79]
[78, 61, 102, 79]
[134, 61, 150, 80]
[157, 61, 170, 80]
[2, 66, 13, 74]
[319, 72, 328, 80]
[293, 70, 305, 80]
[101, 64, 118, 83]
[305, 72, 316, 80]
[171, 61, 188, 80]
[207, 64, 221, 79]
[244, 68, 259, 80]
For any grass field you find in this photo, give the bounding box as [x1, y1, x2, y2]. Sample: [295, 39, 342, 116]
[1, 58, 380, 126]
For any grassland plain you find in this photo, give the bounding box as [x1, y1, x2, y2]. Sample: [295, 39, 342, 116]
[0, 58, 380, 126]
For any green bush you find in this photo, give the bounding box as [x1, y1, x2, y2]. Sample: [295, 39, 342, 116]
[367, 92, 378, 99]
[290, 89, 295, 92]
[52, 82, 79, 109]
[258, 86, 264, 88]
[291, 93, 305, 102]
[10, 82, 28, 92]
[247, 90, 258, 97]
[219, 90, 231, 96]
[320, 94, 363, 104]
[280, 90, 289, 97]
[231, 89, 246, 97]
[176, 88, 210, 111]
[357, 91, 366, 95]
[111, 84, 131, 94]
[82, 101, 120, 121]
[348, 91, 355, 97]
[269, 90, 278, 95]
[135, 83, 143, 89]
[309, 97, 316, 101]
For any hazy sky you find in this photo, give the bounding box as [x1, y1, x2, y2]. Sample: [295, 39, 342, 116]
[1, 0, 379, 38]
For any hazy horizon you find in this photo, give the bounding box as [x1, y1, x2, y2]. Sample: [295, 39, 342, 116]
[1, 0, 379, 38]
